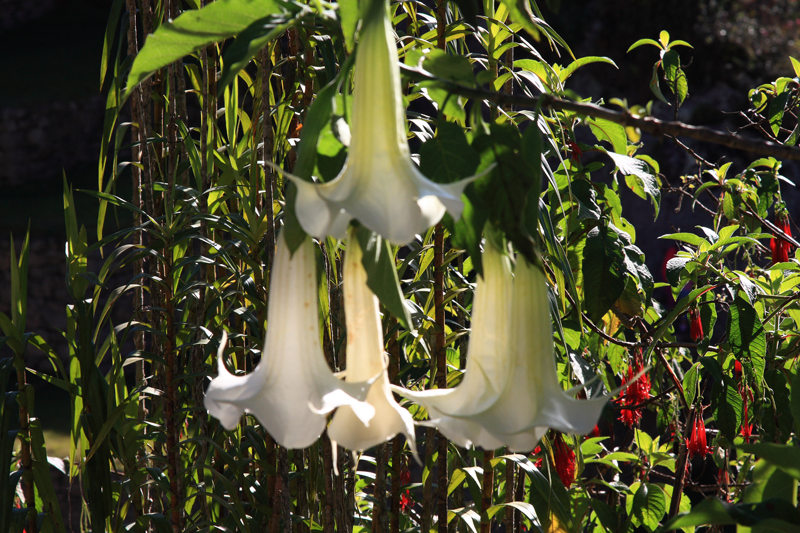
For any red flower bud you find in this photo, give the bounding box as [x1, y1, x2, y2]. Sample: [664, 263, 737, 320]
[687, 413, 709, 459]
[553, 433, 576, 488]
[689, 307, 703, 342]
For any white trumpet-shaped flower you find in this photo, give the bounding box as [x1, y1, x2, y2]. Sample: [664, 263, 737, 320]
[281, 0, 475, 245]
[326, 231, 417, 453]
[203, 231, 375, 449]
[399, 247, 610, 452]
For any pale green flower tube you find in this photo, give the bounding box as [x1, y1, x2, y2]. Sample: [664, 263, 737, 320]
[327, 230, 417, 453]
[284, 0, 475, 245]
[203, 231, 375, 449]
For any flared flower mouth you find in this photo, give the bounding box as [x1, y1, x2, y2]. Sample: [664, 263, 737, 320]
[275, 0, 477, 245]
[326, 229, 417, 454]
[397, 243, 610, 452]
[203, 231, 375, 449]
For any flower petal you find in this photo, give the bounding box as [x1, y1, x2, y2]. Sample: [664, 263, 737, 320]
[204, 231, 374, 449]
[327, 231, 417, 452]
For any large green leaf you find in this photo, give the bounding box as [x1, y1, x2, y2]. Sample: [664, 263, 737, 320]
[125, 0, 285, 97]
[582, 225, 626, 323]
[728, 291, 766, 383]
[588, 118, 626, 155]
[739, 443, 800, 481]
[626, 483, 666, 532]
[218, 12, 302, 94]
[606, 152, 661, 217]
[355, 226, 413, 331]
[710, 374, 743, 442]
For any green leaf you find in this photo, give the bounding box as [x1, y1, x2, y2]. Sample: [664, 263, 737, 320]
[790, 56, 800, 78]
[355, 227, 413, 331]
[419, 122, 480, 184]
[588, 117, 627, 155]
[558, 56, 617, 83]
[649, 62, 670, 105]
[710, 374, 743, 442]
[769, 91, 790, 137]
[423, 49, 476, 87]
[627, 38, 662, 52]
[29, 419, 66, 533]
[659, 232, 708, 248]
[125, 0, 285, 97]
[683, 362, 701, 407]
[728, 292, 766, 383]
[498, 0, 574, 59]
[218, 13, 300, 94]
[607, 152, 660, 217]
[661, 499, 734, 530]
[627, 483, 667, 532]
[582, 225, 626, 323]
[662, 49, 680, 85]
[791, 372, 800, 435]
[738, 443, 800, 481]
[339, 0, 358, 52]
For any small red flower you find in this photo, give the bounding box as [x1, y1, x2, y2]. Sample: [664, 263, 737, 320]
[689, 307, 703, 342]
[531, 445, 543, 468]
[566, 140, 582, 162]
[553, 433, 576, 488]
[687, 413, 709, 459]
[618, 350, 651, 427]
[733, 360, 742, 382]
[400, 467, 411, 486]
[399, 492, 414, 513]
[770, 213, 793, 263]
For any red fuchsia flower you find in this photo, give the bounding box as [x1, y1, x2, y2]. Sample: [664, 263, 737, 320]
[770, 213, 794, 263]
[566, 140, 582, 162]
[733, 360, 755, 442]
[618, 350, 651, 427]
[553, 433, 576, 488]
[531, 445, 544, 468]
[398, 466, 414, 513]
[689, 307, 703, 342]
[687, 413, 709, 459]
[399, 492, 414, 513]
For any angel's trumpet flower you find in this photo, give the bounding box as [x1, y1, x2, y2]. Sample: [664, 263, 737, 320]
[400, 246, 610, 452]
[203, 231, 375, 449]
[397, 237, 514, 447]
[327, 231, 417, 453]
[281, 0, 475, 245]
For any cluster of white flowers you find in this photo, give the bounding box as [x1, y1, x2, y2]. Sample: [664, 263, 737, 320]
[204, 0, 609, 456]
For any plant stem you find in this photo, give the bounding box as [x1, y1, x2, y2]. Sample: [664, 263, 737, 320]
[480, 450, 494, 533]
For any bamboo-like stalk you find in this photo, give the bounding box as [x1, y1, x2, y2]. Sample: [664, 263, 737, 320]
[503, 455, 514, 533]
[388, 325, 402, 533]
[14, 351, 36, 533]
[261, 46, 276, 260]
[480, 451, 494, 533]
[374, 443, 387, 533]
[434, 1, 449, 526]
[321, 434, 335, 533]
[434, 225, 448, 533]
[422, 428, 435, 532]
[162, 249, 182, 533]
